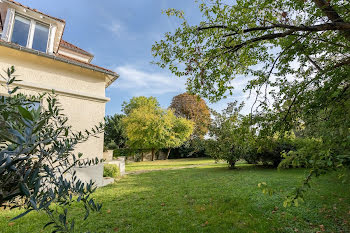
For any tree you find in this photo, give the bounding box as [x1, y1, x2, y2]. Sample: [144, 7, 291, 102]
[163, 113, 194, 159]
[104, 114, 127, 149]
[153, 0, 350, 204]
[0, 67, 102, 232]
[153, 0, 349, 101]
[122, 106, 168, 161]
[206, 102, 254, 169]
[122, 96, 159, 115]
[122, 97, 170, 161]
[169, 93, 211, 139]
[122, 97, 193, 161]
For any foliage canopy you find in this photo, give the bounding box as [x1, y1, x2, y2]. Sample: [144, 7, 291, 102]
[122, 96, 193, 160]
[122, 96, 159, 115]
[153, 0, 350, 204]
[104, 114, 127, 149]
[169, 93, 210, 139]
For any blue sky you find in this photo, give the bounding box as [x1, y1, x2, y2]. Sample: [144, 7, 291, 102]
[21, 0, 253, 116]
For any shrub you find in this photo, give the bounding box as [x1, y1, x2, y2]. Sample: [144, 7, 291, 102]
[167, 138, 208, 159]
[103, 164, 120, 178]
[243, 132, 297, 167]
[114, 148, 152, 161]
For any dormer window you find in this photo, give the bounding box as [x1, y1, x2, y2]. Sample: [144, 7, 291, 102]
[32, 22, 49, 52]
[11, 15, 30, 47]
[11, 14, 49, 53]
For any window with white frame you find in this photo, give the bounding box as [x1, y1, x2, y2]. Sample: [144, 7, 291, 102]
[32, 22, 50, 52]
[11, 15, 30, 47]
[11, 14, 50, 53]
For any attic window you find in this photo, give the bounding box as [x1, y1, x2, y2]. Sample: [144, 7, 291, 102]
[11, 15, 30, 47]
[32, 22, 49, 52]
[11, 14, 49, 53]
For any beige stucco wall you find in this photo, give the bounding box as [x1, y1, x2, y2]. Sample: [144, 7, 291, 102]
[0, 45, 108, 161]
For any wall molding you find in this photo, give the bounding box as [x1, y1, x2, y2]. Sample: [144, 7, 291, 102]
[0, 80, 110, 103]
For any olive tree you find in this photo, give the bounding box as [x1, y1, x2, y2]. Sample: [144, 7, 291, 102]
[0, 67, 102, 232]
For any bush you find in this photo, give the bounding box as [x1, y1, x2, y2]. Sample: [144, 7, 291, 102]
[167, 138, 208, 159]
[243, 133, 296, 167]
[103, 164, 120, 178]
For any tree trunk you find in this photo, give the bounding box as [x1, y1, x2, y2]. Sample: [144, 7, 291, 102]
[151, 148, 155, 161]
[166, 148, 171, 160]
[228, 160, 236, 169]
[273, 159, 281, 168]
[141, 152, 144, 162]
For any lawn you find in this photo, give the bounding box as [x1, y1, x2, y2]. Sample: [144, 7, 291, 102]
[1, 159, 349, 233]
[125, 157, 221, 172]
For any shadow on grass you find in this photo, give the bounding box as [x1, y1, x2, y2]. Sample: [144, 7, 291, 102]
[1, 165, 350, 233]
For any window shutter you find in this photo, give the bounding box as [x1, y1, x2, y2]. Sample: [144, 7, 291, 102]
[1, 8, 15, 42]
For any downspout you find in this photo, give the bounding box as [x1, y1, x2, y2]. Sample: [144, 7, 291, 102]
[0, 11, 3, 31]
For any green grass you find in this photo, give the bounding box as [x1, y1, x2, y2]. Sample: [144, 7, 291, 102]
[125, 157, 220, 172]
[1, 160, 349, 233]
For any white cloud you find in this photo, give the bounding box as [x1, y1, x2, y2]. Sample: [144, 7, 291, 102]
[111, 66, 186, 96]
[110, 66, 273, 115]
[111, 23, 122, 35]
[103, 21, 123, 37]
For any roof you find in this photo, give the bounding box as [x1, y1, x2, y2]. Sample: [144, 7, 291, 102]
[57, 54, 118, 87]
[57, 54, 115, 76]
[5, 0, 65, 22]
[59, 40, 94, 57]
[0, 39, 119, 87]
[0, 0, 119, 87]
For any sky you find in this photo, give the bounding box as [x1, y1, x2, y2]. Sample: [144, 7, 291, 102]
[21, 0, 254, 116]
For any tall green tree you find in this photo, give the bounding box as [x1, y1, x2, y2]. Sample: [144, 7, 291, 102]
[122, 105, 169, 161]
[122, 97, 193, 161]
[153, 0, 350, 204]
[104, 114, 127, 149]
[163, 112, 194, 159]
[122, 96, 159, 115]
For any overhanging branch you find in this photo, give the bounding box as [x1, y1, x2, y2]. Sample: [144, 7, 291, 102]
[199, 22, 350, 36]
[313, 0, 350, 41]
[227, 30, 296, 53]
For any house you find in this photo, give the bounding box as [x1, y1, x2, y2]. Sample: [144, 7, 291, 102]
[0, 0, 119, 186]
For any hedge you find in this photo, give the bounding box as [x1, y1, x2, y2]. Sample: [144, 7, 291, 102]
[103, 164, 120, 178]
